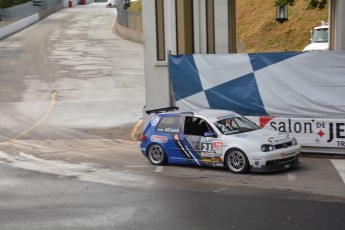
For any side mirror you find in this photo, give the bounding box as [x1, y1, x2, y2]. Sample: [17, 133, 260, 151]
[204, 131, 217, 138]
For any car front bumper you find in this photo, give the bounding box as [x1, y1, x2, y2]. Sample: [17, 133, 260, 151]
[249, 145, 301, 172]
[250, 155, 300, 172]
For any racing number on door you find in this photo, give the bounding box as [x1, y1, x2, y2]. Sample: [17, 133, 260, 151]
[201, 142, 213, 152]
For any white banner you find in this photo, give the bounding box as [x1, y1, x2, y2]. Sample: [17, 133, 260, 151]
[169, 52, 345, 154]
[248, 116, 345, 152]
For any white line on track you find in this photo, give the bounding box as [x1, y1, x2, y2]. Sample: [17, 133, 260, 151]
[154, 166, 164, 173]
[330, 159, 345, 185]
[213, 187, 228, 193]
[0, 151, 155, 187]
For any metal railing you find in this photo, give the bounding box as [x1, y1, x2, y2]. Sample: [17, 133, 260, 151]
[116, 7, 142, 32]
[0, 0, 62, 28]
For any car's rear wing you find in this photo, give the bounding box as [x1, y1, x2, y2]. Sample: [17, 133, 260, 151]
[145, 106, 179, 115]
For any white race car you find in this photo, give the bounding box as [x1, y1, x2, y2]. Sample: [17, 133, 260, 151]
[140, 108, 301, 173]
[106, 0, 119, 8]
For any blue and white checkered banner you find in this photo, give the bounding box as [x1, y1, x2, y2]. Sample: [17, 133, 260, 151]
[169, 52, 345, 118]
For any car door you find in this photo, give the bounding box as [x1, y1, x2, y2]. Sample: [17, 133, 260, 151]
[182, 116, 224, 167]
[155, 115, 194, 165]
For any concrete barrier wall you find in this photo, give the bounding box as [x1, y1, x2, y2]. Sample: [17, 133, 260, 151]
[114, 19, 143, 44]
[0, 13, 39, 40]
[39, 3, 64, 20]
[0, 3, 64, 40]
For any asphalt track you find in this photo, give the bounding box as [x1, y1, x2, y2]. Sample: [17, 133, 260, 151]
[0, 2, 344, 201]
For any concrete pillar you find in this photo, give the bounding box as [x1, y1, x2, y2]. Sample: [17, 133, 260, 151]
[214, 0, 229, 53]
[142, 0, 236, 125]
[329, 0, 345, 51]
[142, 0, 171, 112]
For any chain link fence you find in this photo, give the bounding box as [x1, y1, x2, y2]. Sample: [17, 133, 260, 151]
[0, 0, 63, 27]
[116, 7, 142, 32]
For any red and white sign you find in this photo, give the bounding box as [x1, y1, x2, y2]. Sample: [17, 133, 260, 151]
[248, 116, 345, 153]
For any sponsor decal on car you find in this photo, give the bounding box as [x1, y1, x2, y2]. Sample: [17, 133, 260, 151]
[213, 139, 224, 151]
[201, 152, 215, 157]
[200, 138, 224, 155]
[213, 113, 239, 121]
[151, 116, 160, 126]
[150, 135, 168, 143]
[268, 136, 290, 143]
[251, 157, 263, 161]
[235, 133, 249, 138]
[223, 129, 240, 135]
[164, 127, 179, 133]
[280, 152, 295, 159]
[251, 157, 264, 168]
[200, 157, 222, 163]
[174, 134, 180, 141]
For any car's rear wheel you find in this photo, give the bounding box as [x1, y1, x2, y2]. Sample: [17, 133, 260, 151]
[225, 149, 249, 174]
[147, 144, 167, 166]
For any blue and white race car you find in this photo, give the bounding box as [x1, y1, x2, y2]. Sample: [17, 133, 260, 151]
[140, 107, 301, 173]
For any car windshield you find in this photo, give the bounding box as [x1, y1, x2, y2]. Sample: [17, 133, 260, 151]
[214, 116, 260, 135]
[312, 28, 328, 43]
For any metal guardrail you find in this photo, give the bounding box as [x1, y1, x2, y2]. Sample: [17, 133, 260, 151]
[0, 0, 62, 28]
[116, 7, 142, 32]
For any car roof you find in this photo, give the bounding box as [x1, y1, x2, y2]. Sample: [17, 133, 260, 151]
[194, 109, 240, 118]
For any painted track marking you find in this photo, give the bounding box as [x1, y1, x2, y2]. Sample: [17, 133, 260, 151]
[131, 119, 143, 141]
[0, 91, 57, 148]
[154, 166, 164, 173]
[330, 159, 345, 185]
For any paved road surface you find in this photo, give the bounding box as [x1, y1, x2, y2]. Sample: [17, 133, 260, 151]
[0, 3, 144, 141]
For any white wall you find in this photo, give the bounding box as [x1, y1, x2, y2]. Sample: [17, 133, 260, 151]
[334, 0, 345, 50]
[142, 0, 171, 124]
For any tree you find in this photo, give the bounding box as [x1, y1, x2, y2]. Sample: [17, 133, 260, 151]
[276, 0, 327, 9]
[0, 0, 32, 8]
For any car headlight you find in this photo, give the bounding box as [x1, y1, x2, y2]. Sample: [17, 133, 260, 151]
[261, 144, 275, 152]
[292, 137, 298, 146]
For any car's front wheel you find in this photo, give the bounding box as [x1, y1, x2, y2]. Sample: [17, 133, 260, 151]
[225, 149, 249, 174]
[147, 144, 167, 166]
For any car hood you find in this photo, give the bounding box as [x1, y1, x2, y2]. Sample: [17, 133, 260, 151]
[232, 129, 293, 145]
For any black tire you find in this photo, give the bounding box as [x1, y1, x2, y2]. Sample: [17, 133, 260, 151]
[147, 144, 167, 166]
[225, 149, 249, 174]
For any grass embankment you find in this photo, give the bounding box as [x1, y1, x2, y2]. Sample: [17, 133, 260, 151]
[128, 0, 141, 12]
[127, 0, 142, 31]
[237, 0, 328, 52]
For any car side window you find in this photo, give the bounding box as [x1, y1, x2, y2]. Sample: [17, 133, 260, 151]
[156, 116, 181, 133]
[184, 116, 212, 136]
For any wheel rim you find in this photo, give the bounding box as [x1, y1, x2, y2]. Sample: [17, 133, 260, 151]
[149, 145, 164, 164]
[227, 150, 246, 172]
